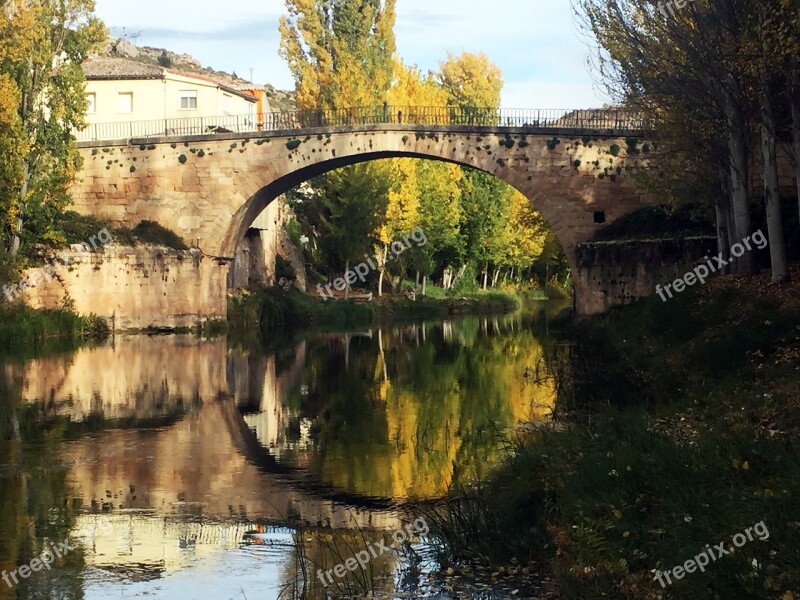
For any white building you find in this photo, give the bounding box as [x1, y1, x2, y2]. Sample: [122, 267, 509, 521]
[79, 57, 259, 140]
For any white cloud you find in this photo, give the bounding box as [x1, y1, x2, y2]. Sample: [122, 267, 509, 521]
[94, 0, 610, 108]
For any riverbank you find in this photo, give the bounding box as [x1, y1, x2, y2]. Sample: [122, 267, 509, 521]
[426, 267, 800, 599]
[0, 303, 110, 354]
[228, 286, 521, 343]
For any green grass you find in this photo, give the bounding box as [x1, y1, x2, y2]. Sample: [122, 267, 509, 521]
[0, 303, 110, 352]
[228, 286, 521, 343]
[425, 279, 800, 599]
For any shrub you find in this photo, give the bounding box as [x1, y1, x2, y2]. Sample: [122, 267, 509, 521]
[132, 221, 189, 250]
[60, 212, 113, 246]
[275, 255, 296, 281]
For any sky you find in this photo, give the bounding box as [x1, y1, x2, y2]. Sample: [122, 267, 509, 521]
[93, 0, 615, 110]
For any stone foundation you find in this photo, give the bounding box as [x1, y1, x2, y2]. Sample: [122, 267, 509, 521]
[227, 197, 308, 291]
[574, 237, 718, 315]
[17, 245, 228, 330]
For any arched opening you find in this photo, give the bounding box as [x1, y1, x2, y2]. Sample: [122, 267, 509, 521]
[223, 151, 572, 301]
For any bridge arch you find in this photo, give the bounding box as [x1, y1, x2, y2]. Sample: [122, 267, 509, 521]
[71, 121, 656, 313]
[223, 146, 558, 262]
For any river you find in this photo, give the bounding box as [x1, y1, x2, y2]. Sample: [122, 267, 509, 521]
[0, 301, 567, 600]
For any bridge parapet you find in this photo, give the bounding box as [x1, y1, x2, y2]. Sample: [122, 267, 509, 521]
[75, 106, 654, 143]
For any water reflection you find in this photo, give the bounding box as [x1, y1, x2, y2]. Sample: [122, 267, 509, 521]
[0, 301, 565, 599]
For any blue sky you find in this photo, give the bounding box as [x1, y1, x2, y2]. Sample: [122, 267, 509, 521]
[94, 0, 614, 109]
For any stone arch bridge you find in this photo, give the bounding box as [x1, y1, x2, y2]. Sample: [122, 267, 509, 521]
[69, 107, 659, 320]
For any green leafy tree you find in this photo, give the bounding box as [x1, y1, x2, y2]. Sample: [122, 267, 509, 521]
[0, 0, 106, 256]
[279, 0, 396, 294]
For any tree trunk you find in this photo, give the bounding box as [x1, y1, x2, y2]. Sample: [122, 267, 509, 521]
[377, 245, 388, 297]
[760, 86, 789, 282]
[725, 83, 754, 274]
[715, 163, 733, 275]
[482, 262, 489, 290]
[492, 268, 501, 287]
[791, 64, 800, 223]
[344, 260, 351, 299]
[9, 163, 31, 256]
[422, 276, 427, 296]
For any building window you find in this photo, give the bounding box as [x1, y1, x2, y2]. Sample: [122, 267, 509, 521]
[86, 93, 96, 114]
[179, 90, 197, 110]
[118, 92, 133, 113]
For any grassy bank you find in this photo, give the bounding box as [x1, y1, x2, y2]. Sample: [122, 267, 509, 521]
[426, 268, 800, 599]
[228, 286, 520, 342]
[0, 303, 110, 353]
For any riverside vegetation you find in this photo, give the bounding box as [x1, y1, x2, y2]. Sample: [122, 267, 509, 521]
[228, 284, 523, 348]
[0, 215, 191, 346]
[425, 268, 800, 600]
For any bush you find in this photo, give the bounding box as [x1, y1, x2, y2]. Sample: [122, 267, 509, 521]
[0, 303, 109, 349]
[592, 204, 714, 242]
[276, 255, 296, 281]
[285, 219, 303, 248]
[132, 221, 189, 250]
[60, 212, 113, 246]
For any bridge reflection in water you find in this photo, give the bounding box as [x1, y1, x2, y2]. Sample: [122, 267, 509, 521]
[6, 308, 561, 598]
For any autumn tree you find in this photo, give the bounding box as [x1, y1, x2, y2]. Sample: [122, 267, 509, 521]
[0, 0, 105, 256]
[279, 0, 396, 293]
[438, 51, 503, 109]
[377, 60, 464, 294]
[279, 0, 396, 111]
[438, 51, 504, 125]
[575, 0, 797, 278]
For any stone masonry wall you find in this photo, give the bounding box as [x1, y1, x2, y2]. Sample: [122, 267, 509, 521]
[17, 245, 228, 330]
[574, 237, 718, 315]
[228, 196, 308, 291]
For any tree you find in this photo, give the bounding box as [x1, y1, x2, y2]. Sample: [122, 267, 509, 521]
[0, 0, 106, 256]
[279, 0, 396, 111]
[747, 0, 793, 281]
[279, 0, 396, 294]
[437, 51, 504, 109]
[574, 0, 795, 275]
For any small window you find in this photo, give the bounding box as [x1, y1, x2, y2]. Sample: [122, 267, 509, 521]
[117, 92, 133, 113]
[179, 90, 197, 110]
[86, 93, 96, 114]
[594, 211, 606, 224]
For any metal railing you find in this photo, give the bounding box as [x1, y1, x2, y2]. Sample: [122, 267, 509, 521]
[74, 106, 654, 142]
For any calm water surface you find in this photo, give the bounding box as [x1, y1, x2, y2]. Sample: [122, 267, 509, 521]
[0, 301, 566, 599]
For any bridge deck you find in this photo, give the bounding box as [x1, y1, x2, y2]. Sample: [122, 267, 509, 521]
[75, 106, 654, 144]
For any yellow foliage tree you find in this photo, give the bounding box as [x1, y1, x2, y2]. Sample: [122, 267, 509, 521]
[438, 51, 504, 109]
[279, 0, 396, 111]
[0, 0, 105, 255]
